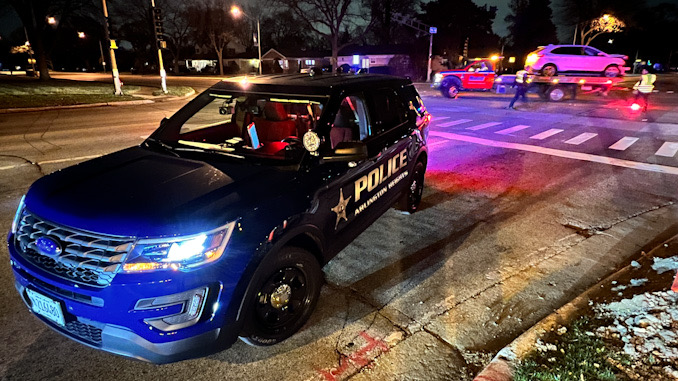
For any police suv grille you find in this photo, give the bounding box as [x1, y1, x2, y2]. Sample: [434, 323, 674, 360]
[65, 321, 103, 345]
[14, 209, 134, 287]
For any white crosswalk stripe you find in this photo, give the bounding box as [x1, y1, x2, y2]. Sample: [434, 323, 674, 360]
[495, 125, 530, 135]
[565, 133, 597, 145]
[656, 142, 678, 157]
[438, 119, 472, 127]
[433, 116, 450, 122]
[466, 122, 502, 131]
[609, 137, 639, 151]
[530, 128, 563, 140]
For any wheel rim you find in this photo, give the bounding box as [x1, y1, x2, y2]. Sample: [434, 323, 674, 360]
[255, 267, 309, 330]
[408, 166, 424, 209]
[448, 86, 458, 98]
[604, 67, 620, 77]
[543, 66, 556, 76]
[550, 88, 565, 101]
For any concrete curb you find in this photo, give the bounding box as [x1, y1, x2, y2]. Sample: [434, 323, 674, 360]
[472, 234, 677, 381]
[0, 99, 154, 114]
[0, 88, 195, 114]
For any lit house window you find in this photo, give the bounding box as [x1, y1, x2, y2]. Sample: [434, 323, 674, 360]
[305, 59, 315, 66]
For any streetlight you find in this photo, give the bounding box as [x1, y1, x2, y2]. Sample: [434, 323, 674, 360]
[47, 16, 57, 25]
[230, 5, 262, 75]
[78, 31, 86, 39]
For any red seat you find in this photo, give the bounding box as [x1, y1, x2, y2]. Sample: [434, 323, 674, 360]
[253, 102, 297, 142]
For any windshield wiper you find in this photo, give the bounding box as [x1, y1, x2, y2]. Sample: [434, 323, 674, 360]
[145, 137, 180, 157]
[175, 140, 245, 159]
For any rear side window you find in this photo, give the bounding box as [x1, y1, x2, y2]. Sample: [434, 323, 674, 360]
[551, 47, 583, 55]
[399, 85, 427, 124]
[368, 88, 408, 135]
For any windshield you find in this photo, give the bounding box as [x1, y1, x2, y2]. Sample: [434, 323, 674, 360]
[151, 91, 326, 165]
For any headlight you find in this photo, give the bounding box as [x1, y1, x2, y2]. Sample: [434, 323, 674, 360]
[434, 73, 443, 83]
[11, 195, 26, 235]
[122, 221, 236, 273]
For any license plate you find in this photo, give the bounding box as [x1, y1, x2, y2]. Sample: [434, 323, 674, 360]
[26, 289, 65, 326]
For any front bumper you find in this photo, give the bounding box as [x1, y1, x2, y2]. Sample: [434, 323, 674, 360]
[9, 239, 245, 363]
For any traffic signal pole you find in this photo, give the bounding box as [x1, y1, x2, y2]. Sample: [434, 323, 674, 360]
[101, 0, 123, 95]
[151, 0, 168, 94]
[391, 13, 436, 82]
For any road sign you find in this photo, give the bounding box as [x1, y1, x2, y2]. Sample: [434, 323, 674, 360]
[429, 27, 437, 34]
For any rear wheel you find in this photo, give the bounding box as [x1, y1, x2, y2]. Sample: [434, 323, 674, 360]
[541, 64, 557, 77]
[240, 246, 322, 346]
[398, 161, 425, 214]
[603, 65, 621, 77]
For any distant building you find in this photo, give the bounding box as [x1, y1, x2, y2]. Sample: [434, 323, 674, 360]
[261, 48, 330, 73]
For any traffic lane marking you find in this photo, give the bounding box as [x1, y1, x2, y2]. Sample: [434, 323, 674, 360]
[609, 137, 639, 151]
[429, 131, 678, 176]
[530, 128, 564, 140]
[467, 122, 502, 131]
[656, 142, 678, 157]
[438, 119, 472, 127]
[565, 133, 598, 145]
[495, 125, 530, 135]
[0, 155, 101, 171]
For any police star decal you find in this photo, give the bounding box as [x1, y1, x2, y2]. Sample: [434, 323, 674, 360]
[330, 188, 351, 229]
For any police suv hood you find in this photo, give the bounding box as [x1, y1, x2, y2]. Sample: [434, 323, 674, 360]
[25, 146, 296, 237]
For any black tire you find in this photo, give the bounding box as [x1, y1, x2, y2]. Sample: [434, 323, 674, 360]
[603, 65, 621, 77]
[440, 80, 460, 99]
[541, 64, 557, 77]
[398, 161, 425, 214]
[547, 85, 566, 102]
[239, 246, 322, 346]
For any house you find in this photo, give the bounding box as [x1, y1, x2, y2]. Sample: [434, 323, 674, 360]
[336, 45, 415, 76]
[260, 48, 330, 73]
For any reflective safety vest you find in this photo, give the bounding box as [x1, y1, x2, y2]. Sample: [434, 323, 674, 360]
[633, 74, 656, 93]
[515, 70, 528, 84]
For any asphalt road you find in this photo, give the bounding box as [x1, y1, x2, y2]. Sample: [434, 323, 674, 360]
[2, 76, 678, 380]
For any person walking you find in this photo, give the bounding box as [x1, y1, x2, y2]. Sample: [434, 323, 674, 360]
[507, 69, 529, 110]
[632, 66, 657, 112]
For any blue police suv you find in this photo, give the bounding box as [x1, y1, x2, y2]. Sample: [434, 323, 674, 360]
[8, 73, 430, 363]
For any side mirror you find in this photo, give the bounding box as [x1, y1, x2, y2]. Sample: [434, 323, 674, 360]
[160, 117, 169, 126]
[321, 141, 368, 163]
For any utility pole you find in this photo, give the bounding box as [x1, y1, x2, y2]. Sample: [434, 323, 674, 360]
[98, 40, 106, 73]
[151, 0, 168, 93]
[391, 13, 437, 82]
[101, 0, 123, 95]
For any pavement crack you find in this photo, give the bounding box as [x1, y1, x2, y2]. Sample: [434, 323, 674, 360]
[562, 201, 675, 238]
[0, 154, 43, 175]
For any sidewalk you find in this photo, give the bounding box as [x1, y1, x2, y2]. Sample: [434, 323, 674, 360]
[475, 234, 678, 380]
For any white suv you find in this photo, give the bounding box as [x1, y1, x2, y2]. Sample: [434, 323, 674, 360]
[525, 44, 628, 77]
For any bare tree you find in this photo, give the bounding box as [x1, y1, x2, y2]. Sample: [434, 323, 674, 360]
[188, 0, 236, 75]
[162, 0, 192, 73]
[273, 0, 375, 70]
[7, 0, 98, 80]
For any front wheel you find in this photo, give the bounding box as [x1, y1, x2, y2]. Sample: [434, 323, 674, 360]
[440, 81, 460, 99]
[240, 246, 322, 346]
[398, 161, 425, 214]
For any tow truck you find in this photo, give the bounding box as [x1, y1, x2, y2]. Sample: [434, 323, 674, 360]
[433, 58, 624, 102]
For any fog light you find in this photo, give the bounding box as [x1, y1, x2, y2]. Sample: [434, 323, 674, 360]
[136, 287, 209, 331]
